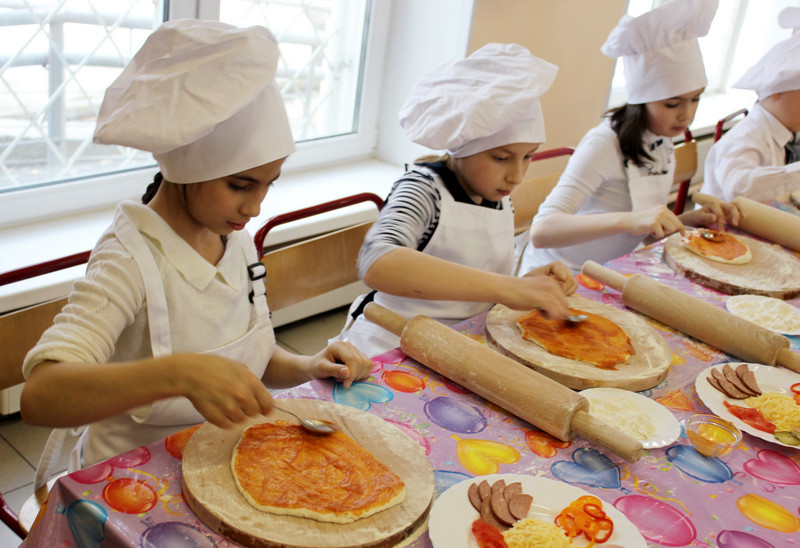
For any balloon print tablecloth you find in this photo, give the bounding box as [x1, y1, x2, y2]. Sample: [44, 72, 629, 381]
[21, 241, 800, 548]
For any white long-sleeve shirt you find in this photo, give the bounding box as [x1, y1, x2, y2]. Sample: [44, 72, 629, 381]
[700, 103, 800, 202]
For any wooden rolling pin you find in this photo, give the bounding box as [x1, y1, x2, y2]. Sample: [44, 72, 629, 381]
[693, 193, 800, 252]
[364, 302, 644, 463]
[582, 260, 800, 374]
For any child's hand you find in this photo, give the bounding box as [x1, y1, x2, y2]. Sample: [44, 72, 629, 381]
[627, 205, 685, 239]
[500, 275, 571, 319]
[524, 261, 577, 295]
[308, 341, 373, 389]
[695, 200, 743, 230]
[176, 354, 275, 430]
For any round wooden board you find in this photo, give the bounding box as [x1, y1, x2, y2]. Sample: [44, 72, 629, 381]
[182, 399, 434, 548]
[663, 232, 800, 299]
[485, 295, 672, 391]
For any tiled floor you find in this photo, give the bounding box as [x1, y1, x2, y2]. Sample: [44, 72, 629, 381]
[0, 306, 349, 547]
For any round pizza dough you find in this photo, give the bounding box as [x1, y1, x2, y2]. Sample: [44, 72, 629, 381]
[182, 400, 433, 548]
[682, 230, 752, 265]
[485, 295, 672, 391]
[725, 294, 800, 335]
[663, 232, 800, 299]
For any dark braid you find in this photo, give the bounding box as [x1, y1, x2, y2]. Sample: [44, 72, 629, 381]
[142, 172, 163, 204]
[607, 104, 653, 168]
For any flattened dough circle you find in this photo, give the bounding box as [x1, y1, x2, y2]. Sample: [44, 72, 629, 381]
[486, 295, 672, 391]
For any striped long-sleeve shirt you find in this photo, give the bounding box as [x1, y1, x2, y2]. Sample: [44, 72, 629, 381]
[357, 162, 505, 279]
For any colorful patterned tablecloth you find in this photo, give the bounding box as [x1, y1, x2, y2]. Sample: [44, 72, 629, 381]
[21, 240, 800, 548]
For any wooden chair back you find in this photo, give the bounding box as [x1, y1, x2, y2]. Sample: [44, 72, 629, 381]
[511, 147, 574, 235]
[671, 130, 698, 214]
[254, 193, 384, 313]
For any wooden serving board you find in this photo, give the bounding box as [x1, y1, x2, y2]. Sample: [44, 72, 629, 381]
[663, 232, 800, 299]
[485, 295, 672, 391]
[182, 399, 433, 548]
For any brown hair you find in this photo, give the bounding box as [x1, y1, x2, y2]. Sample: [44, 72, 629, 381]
[607, 103, 652, 168]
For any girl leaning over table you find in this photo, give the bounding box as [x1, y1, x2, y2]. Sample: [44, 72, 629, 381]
[333, 43, 578, 358]
[19, 20, 372, 472]
[519, 0, 742, 275]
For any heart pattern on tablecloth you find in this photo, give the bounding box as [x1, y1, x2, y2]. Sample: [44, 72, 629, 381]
[744, 449, 800, 485]
[550, 447, 622, 489]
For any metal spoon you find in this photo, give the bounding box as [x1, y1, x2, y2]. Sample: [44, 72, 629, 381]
[699, 229, 725, 242]
[274, 405, 337, 434]
[565, 314, 588, 323]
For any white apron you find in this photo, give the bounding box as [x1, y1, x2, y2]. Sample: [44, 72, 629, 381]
[626, 159, 676, 212]
[338, 173, 515, 357]
[35, 209, 274, 486]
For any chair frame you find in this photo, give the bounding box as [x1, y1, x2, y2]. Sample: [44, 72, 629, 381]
[672, 129, 698, 215]
[714, 108, 748, 143]
[255, 192, 384, 313]
[510, 147, 575, 235]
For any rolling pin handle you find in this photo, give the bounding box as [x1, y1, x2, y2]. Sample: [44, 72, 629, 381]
[581, 261, 627, 293]
[777, 348, 800, 375]
[364, 303, 409, 337]
[570, 410, 644, 463]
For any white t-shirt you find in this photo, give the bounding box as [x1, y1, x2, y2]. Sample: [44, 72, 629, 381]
[700, 102, 800, 202]
[23, 201, 261, 465]
[520, 121, 670, 273]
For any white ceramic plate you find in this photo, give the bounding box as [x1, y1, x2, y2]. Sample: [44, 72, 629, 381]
[725, 295, 800, 335]
[579, 387, 681, 449]
[695, 362, 800, 448]
[428, 474, 646, 548]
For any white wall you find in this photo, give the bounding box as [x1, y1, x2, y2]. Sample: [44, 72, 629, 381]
[375, 0, 476, 166]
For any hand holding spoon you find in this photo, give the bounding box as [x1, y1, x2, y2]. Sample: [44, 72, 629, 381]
[274, 405, 336, 434]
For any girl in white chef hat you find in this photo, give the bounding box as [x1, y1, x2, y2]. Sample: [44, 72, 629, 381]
[333, 43, 577, 358]
[519, 0, 741, 275]
[700, 6, 800, 202]
[20, 19, 372, 471]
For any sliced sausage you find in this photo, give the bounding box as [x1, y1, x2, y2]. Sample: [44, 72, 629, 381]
[711, 367, 749, 399]
[723, 364, 757, 396]
[504, 481, 522, 500]
[508, 493, 533, 521]
[490, 489, 516, 526]
[707, 374, 725, 395]
[478, 480, 491, 502]
[490, 479, 506, 497]
[740, 369, 762, 396]
[480, 493, 508, 530]
[468, 482, 482, 512]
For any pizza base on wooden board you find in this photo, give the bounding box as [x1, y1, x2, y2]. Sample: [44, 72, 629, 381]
[663, 232, 800, 299]
[682, 230, 752, 264]
[231, 423, 406, 524]
[485, 295, 672, 391]
[182, 400, 434, 548]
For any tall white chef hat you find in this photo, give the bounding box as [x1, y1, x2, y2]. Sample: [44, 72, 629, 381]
[398, 43, 558, 158]
[93, 19, 295, 184]
[601, 0, 718, 104]
[734, 8, 800, 99]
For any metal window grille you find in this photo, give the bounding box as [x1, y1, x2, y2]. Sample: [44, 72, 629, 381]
[0, 0, 368, 192]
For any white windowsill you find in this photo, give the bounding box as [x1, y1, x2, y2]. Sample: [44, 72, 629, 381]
[0, 158, 401, 314]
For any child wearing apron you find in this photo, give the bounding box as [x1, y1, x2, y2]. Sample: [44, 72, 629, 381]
[700, 7, 800, 202]
[334, 43, 577, 357]
[20, 20, 373, 479]
[520, 0, 741, 275]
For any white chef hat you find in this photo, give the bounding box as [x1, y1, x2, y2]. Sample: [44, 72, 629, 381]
[398, 43, 558, 158]
[601, 0, 718, 104]
[734, 8, 800, 99]
[93, 19, 295, 184]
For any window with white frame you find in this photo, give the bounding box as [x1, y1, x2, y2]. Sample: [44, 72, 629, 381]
[0, 0, 383, 228]
[607, 0, 797, 134]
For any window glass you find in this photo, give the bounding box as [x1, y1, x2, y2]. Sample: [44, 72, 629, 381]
[607, 0, 796, 133]
[0, 0, 372, 195]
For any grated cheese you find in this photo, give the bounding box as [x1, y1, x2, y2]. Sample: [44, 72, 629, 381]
[585, 396, 656, 441]
[745, 392, 800, 431]
[502, 518, 575, 548]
